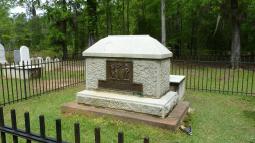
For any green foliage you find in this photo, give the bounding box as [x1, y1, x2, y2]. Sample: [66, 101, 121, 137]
[0, 0, 254, 57]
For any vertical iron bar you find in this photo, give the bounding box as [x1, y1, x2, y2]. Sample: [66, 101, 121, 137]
[246, 66, 250, 95]
[18, 63, 23, 100]
[31, 60, 35, 97]
[240, 63, 245, 94]
[74, 123, 80, 143]
[144, 137, 149, 143]
[237, 63, 240, 94]
[22, 61, 27, 99]
[202, 64, 205, 91]
[232, 67, 235, 94]
[251, 66, 254, 95]
[56, 119, 62, 143]
[118, 132, 124, 143]
[39, 115, 46, 138]
[0, 107, 6, 143]
[51, 60, 54, 91]
[95, 127, 100, 143]
[0, 65, 6, 105]
[227, 66, 230, 93]
[4, 63, 10, 104]
[223, 63, 226, 93]
[214, 63, 217, 92]
[14, 62, 19, 102]
[24, 112, 31, 143]
[27, 61, 31, 98]
[9, 63, 14, 103]
[218, 63, 222, 93]
[11, 109, 18, 143]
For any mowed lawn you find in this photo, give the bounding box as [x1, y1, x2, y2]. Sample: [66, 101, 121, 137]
[1, 85, 255, 143]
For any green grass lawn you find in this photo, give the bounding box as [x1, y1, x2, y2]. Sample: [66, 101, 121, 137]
[1, 85, 255, 143]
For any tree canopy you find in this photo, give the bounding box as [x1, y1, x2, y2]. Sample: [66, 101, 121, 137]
[0, 0, 254, 60]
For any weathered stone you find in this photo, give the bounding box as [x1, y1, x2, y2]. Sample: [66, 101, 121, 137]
[85, 58, 170, 98]
[0, 43, 7, 64]
[77, 90, 178, 118]
[77, 35, 183, 118]
[169, 75, 186, 101]
[14, 50, 20, 64]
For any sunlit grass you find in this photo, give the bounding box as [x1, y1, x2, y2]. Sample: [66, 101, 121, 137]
[2, 86, 255, 143]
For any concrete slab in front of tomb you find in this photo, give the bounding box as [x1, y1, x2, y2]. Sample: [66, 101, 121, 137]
[75, 35, 183, 118]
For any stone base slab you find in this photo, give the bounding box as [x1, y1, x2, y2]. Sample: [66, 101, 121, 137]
[61, 101, 189, 131]
[76, 90, 179, 118]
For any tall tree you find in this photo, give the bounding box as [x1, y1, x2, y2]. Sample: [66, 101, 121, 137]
[230, 0, 241, 68]
[161, 0, 166, 46]
[87, 0, 97, 46]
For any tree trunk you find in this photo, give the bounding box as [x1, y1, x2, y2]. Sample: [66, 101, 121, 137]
[161, 0, 166, 46]
[106, 0, 112, 35]
[87, 0, 98, 46]
[73, 3, 79, 56]
[126, 0, 129, 34]
[122, 0, 125, 34]
[61, 0, 68, 60]
[231, 0, 241, 68]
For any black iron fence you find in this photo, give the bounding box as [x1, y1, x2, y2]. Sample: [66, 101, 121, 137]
[1, 57, 254, 107]
[0, 107, 149, 143]
[0, 59, 85, 106]
[171, 59, 255, 96]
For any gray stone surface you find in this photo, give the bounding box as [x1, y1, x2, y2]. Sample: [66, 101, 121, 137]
[76, 90, 179, 118]
[83, 35, 173, 59]
[85, 58, 170, 98]
[0, 43, 7, 64]
[169, 75, 186, 101]
[14, 50, 20, 64]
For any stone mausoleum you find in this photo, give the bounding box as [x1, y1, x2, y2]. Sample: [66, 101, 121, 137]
[76, 35, 183, 118]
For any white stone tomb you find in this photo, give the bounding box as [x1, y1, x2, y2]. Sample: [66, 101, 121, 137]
[77, 35, 181, 118]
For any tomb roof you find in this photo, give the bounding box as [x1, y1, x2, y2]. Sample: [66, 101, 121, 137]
[82, 35, 172, 59]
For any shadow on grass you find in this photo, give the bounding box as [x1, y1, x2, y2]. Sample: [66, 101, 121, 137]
[243, 110, 255, 121]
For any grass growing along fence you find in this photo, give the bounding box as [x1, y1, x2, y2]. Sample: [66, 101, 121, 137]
[1, 58, 254, 106]
[0, 60, 85, 106]
[1, 86, 254, 143]
[171, 60, 255, 96]
[0, 107, 150, 143]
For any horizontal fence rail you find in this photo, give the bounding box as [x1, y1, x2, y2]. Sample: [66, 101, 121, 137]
[0, 59, 85, 106]
[0, 107, 149, 143]
[171, 59, 255, 96]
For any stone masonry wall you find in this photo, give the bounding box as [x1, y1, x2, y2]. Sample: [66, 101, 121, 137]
[85, 58, 170, 98]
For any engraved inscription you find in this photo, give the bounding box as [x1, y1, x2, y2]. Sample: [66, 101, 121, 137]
[107, 61, 132, 82]
[98, 60, 143, 93]
[108, 62, 131, 81]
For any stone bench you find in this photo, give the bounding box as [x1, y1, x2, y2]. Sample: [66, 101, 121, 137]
[169, 75, 186, 101]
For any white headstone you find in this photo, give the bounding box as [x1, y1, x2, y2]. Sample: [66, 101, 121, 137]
[14, 50, 20, 64]
[54, 58, 60, 68]
[45, 57, 51, 63]
[54, 58, 60, 62]
[0, 43, 7, 64]
[20, 46, 31, 65]
[37, 57, 43, 64]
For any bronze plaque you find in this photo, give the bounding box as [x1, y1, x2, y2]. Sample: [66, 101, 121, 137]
[98, 61, 143, 93]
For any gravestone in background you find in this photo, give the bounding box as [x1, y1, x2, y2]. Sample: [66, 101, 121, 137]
[14, 50, 20, 64]
[19, 46, 31, 65]
[0, 43, 7, 64]
[45, 57, 51, 63]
